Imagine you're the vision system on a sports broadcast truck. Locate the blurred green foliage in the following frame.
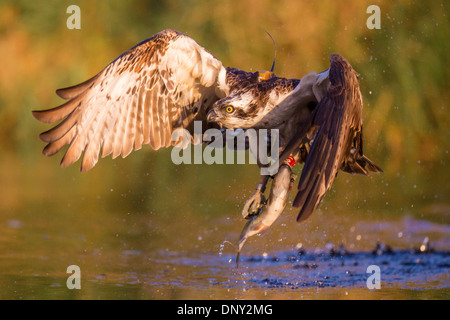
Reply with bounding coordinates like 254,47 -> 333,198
0,0 -> 448,221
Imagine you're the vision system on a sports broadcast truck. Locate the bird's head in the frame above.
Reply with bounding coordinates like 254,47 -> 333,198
207,92 -> 264,129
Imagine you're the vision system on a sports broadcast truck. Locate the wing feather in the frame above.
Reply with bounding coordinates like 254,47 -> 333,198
133,86 -> 145,151
55,74 -> 100,100
33,29 -> 228,171
120,93 -> 136,158
112,97 -> 127,159
293,54 -> 369,222
100,108 -> 116,158
42,125 -> 77,157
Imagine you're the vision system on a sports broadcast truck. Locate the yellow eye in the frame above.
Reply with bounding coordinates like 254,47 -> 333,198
225,106 -> 235,113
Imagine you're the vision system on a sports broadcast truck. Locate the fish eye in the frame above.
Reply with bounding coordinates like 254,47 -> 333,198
225,106 -> 235,113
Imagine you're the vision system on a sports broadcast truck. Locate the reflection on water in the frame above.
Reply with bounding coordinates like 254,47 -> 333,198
0,150 -> 449,299
1,243 -> 449,300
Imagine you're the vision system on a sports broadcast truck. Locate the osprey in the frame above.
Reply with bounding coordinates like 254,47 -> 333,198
33,29 -> 382,263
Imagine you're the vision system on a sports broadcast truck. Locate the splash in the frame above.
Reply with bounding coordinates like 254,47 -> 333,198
219,241 -> 235,257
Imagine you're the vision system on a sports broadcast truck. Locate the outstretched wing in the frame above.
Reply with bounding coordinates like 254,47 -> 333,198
293,54 -> 381,222
33,29 -> 230,172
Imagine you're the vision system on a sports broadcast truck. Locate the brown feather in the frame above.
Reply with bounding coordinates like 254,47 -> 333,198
39,107 -> 81,143
33,29 -> 229,170
293,54 -> 381,222
56,74 -> 100,100
42,125 -> 77,156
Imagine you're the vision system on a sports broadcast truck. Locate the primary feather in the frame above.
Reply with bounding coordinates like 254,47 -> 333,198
33,30 -> 382,222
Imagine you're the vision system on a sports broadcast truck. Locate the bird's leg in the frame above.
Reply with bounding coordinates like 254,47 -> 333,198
236,152 -> 301,267
241,145 -> 304,220
241,175 -> 270,219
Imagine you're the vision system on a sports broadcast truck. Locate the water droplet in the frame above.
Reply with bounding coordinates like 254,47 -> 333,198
219,241 -> 233,256
7,219 -> 22,229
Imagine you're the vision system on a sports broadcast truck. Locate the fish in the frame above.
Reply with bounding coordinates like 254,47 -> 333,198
236,164 -> 296,267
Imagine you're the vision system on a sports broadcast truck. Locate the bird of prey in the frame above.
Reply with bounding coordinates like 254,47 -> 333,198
32,29 -> 382,263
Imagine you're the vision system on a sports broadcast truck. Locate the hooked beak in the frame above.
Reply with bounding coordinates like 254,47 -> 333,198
207,109 -> 223,123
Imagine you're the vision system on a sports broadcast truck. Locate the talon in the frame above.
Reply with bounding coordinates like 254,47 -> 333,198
236,165 -> 293,267
261,194 -> 267,205
242,190 -> 265,219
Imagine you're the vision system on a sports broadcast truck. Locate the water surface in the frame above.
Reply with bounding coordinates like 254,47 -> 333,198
1,155 -> 448,300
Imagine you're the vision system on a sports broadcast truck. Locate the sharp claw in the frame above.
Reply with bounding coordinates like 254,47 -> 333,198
249,200 -> 260,214
241,191 -> 265,219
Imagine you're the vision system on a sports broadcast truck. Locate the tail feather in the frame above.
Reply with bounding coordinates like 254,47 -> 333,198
342,154 -> 383,175
361,155 -> 383,173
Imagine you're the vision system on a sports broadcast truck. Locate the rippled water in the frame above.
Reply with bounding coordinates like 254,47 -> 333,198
1,150 -> 449,299
1,208 -> 449,299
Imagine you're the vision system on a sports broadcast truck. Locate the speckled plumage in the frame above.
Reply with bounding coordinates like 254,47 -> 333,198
33,29 -> 382,223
